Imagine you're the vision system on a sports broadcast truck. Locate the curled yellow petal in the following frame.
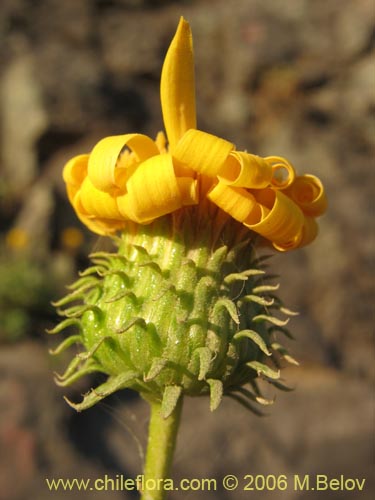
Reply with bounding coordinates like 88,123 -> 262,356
79,216 -> 125,236
88,134 -> 160,193
70,191 -> 125,236
85,217 -> 125,236
63,154 -> 89,186
208,181 -> 260,223
245,189 -> 304,249
161,17 -> 196,150
264,156 -> 295,190
273,216 -> 319,251
285,174 -> 327,216
78,177 -> 123,220
173,129 -> 233,177
63,154 -> 89,203
115,193 -> 136,221
299,216 -> 319,247
119,154 -> 184,223
219,152 -> 273,189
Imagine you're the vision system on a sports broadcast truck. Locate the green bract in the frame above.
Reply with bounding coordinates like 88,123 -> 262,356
50,213 -> 296,417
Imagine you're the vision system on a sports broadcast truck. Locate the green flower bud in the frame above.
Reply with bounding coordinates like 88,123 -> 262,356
49,213 -> 296,417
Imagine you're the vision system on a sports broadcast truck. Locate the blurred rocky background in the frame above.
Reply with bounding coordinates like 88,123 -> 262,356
0,0 -> 374,499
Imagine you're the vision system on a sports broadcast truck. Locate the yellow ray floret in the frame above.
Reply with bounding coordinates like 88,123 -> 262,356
173,129 -> 234,177
62,17 -> 326,251
284,174 -> 327,216
207,182 -> 260,224
117,154 -> 197,223
245,189 -> 305,251
219,152 -> 273,189
88,134 -> 160,192
161,17 -> 196,151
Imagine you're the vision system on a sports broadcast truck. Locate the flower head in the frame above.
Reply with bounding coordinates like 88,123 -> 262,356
63,17 -> 326,251
51,18 -> 327,416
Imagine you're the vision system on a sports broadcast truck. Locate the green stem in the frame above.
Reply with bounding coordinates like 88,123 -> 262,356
141,397 -> 183,500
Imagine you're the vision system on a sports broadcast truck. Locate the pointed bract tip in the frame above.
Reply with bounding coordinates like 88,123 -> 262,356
63,396 -> 82,412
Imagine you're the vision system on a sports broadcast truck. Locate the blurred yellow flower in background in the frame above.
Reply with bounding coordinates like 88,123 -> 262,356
5,227 -> 29,250
60,226 -> 84,250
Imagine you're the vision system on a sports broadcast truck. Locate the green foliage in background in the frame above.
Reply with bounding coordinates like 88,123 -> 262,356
0,253 -> 55,342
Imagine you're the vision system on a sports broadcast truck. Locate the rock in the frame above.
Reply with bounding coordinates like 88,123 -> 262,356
1,44 -> 47,191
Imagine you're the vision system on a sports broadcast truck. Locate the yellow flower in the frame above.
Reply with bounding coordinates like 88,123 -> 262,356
63,17 -> 326,251
60,226 -> 84,250
5,227 -> 29,250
